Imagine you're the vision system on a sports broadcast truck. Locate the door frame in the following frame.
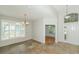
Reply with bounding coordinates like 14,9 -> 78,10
45,24 -> 57,44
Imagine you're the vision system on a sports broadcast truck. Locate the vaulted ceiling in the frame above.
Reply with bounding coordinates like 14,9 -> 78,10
53,5 -> 79,14
0,5 -> 57,20
0,5 -> 79,20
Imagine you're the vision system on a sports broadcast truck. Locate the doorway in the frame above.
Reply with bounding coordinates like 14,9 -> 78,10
45,25 -> 55,45
64,13 -> 79,44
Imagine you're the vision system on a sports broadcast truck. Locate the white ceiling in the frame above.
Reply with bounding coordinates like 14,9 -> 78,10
53,5 -> 79,14
0,5 -> 56,20
0,5 -> 79,20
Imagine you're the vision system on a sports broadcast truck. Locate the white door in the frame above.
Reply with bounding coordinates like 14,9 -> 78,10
64,23 -> 79,45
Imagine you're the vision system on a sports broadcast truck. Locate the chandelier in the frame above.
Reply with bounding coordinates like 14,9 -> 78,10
24,14 -> 29,25
64,0 -> 70,19
64,5 -> 70,19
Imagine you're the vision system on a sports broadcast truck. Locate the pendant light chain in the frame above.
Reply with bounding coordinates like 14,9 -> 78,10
66,0 -> 69,16
66,5 -> 68,16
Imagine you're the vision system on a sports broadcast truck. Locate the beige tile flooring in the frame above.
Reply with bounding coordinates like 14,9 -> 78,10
0,39 -> 79,54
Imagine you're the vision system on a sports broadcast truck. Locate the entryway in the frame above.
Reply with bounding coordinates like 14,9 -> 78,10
45,25 -> 55,45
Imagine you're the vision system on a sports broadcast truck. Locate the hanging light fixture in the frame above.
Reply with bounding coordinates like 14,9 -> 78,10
24,14 -> 29,25
64,5 -> 70,19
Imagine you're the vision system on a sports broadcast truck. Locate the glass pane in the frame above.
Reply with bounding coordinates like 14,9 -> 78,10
64,13 -> 78,23
1,22 -> 9,40
15,22 -> 25,37
4,25 -> 9,31
10,30 -> 15,38
10,24 -> 15,38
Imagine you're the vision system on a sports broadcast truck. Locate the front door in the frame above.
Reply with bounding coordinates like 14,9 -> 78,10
64,23 -> 79,44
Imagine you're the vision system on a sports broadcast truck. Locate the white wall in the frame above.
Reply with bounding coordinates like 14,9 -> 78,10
32,19 -> 45,43
0,16 -> 32,47
32,11 -> 58,43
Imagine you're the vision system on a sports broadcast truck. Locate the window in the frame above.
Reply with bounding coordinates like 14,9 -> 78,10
64,13 -> 78,23
15,22 -> 25,37
1,20 -> 25,40
1,22 -> 9,40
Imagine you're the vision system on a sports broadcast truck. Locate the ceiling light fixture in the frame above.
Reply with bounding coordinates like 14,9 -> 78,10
24,14 -> 29,25
66,5 -> 68,14
64,4 -> 70,19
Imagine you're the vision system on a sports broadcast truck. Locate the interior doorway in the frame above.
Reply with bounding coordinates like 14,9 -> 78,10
45,25 -> 55,45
